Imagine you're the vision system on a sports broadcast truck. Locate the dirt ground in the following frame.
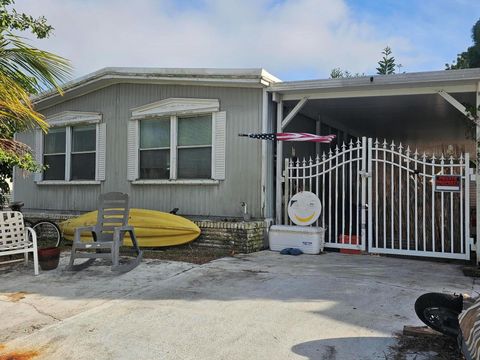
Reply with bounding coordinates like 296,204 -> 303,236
64,243 -> 233,264
2,243 -> 232,268
139,245 -> 232,264
388,332 -> 463,359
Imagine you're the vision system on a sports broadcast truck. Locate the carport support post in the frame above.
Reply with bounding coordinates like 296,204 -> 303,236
276,97 -> 283,224
274,95 -> 309,224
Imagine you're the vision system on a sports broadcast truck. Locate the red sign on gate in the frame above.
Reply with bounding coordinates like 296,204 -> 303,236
434,175 -> 461,192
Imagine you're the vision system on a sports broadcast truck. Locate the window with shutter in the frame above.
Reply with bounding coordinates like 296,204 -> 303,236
130,98 -> 226,184
35,111 -> 104,184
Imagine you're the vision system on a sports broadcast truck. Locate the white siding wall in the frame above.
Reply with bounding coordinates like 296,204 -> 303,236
15,83 -> 265,218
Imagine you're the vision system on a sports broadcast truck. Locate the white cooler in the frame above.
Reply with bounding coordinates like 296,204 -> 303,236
269,225 -> 325,254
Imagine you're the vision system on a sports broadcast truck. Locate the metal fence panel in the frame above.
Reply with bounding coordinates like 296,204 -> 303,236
284,137 -> 471,260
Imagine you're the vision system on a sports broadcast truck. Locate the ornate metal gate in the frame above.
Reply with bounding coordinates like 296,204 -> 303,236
283,137 -> 472,260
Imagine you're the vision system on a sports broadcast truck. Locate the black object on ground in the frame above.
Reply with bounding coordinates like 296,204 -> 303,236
414,292 -> 463,338
280,248 -> 303,256
462,266 -> 480,278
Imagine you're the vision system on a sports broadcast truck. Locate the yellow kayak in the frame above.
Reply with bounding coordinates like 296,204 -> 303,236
60,208 -> 201,247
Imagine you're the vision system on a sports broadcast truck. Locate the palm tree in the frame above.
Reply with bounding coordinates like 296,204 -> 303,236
0,31 -> 71,157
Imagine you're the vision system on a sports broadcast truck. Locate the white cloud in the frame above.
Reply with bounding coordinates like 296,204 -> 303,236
13,0 -> 413,80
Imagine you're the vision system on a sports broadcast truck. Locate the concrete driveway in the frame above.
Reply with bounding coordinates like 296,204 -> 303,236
0,251 -> 478,359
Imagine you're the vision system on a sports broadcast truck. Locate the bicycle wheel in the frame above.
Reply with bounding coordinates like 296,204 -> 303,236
32,220 -> 62,248
24,219 -> 34,228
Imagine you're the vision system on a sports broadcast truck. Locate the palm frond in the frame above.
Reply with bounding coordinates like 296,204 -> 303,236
0,31 -> 71,160
0,138 -> 31,156
0,32 -> 72,94
0,72 -> 48,131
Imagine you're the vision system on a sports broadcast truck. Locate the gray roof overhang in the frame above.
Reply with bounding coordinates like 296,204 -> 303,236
268,68 -> 480,101
34,67 -> 281,110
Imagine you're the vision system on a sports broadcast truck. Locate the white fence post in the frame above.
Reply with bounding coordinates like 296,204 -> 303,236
360,137 -> 367,251
284,158 -> 289,225
367,138 -> 373,252
464,152 -> 472,261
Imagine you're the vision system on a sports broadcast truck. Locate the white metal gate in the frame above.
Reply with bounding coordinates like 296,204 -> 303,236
283,137 -> 472,260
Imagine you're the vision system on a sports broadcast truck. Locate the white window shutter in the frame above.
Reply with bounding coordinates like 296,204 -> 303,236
33,129 -> 43,182
212,111 -> 226,180
95,122 -> 107,181
127,121 -> 139,181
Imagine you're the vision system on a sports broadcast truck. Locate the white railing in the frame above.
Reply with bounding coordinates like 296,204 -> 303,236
369,139 -> 470,260
284,137 -> 472,260
284,138 -> 367,250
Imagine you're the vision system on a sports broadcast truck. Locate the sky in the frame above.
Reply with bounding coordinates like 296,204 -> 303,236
12,0 -> 480,81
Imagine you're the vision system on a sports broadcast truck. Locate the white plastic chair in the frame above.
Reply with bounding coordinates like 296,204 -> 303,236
0,211 -> 38,275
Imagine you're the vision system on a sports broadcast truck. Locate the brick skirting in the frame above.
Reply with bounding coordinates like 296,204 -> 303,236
24,213 -> 269,254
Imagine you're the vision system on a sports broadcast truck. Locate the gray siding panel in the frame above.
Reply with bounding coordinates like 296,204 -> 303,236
15,83 -> 264,218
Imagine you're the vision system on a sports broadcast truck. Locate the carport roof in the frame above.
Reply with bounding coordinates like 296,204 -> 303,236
269,68 -> 480,101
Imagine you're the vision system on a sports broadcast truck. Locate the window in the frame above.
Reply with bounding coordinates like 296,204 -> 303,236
128,98 -> 226,182
43,128 -> 66,180
177,115 -> 212,179
71,125 -> 96,180
139,118 -> 170,179
138,114 -> 212,180
42,125 -> 97,181
34,111 -> 105,184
